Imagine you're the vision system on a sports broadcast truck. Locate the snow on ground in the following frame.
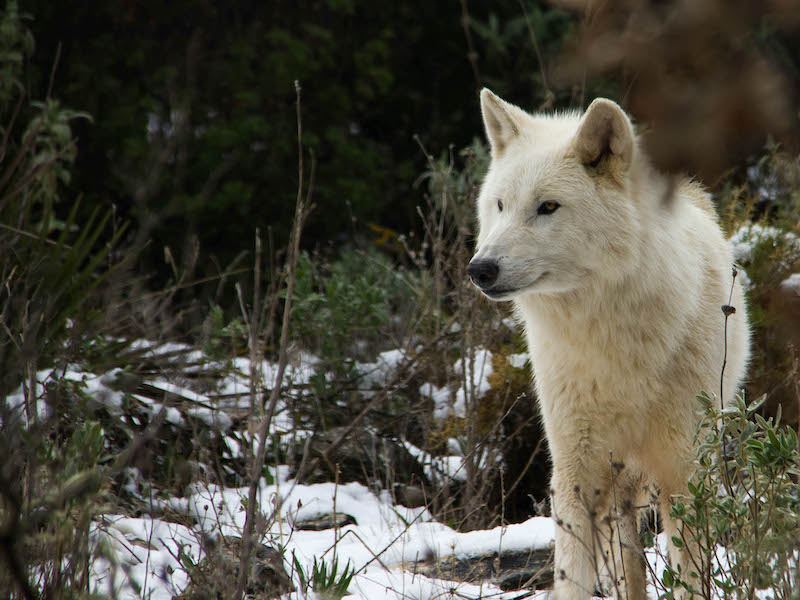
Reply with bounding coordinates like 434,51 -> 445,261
357,348 -> 409,392
507,354 -> 529,369
780,272 -> 800,295
453,348 -> 493,419
404,440 -> 468,483
6,345 -> 679,600
91,472 -> 561,600
730,222 -> 800,265
423,347 -> 496,421
346,571 -> 551,600
82,473 -> 561,599
89,515 -> 199,600
83,472 -> 677,600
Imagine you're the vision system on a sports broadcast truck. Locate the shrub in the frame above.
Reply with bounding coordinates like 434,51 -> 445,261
661,391 -> 800,599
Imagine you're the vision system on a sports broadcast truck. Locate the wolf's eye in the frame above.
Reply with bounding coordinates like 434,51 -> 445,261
497,200 -> 504,212
537,200 -> 560,215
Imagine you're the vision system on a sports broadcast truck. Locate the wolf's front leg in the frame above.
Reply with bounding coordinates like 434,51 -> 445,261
597,480 -> 646,600
551,467 -> 607,600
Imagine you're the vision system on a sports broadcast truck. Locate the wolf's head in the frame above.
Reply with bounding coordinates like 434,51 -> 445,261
468,89 -> 643,301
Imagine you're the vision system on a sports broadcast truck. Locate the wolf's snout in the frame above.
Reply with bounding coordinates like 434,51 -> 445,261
467,259 -> 499,289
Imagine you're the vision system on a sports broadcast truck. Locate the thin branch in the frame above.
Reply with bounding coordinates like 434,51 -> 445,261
235,80 -> 312,599
46,42 -> 62,100
517,0 -> 554,110
720,267 -> 739,409
119,267 -> 250,304
459,0 -> 482,92
0,222 -> 72,248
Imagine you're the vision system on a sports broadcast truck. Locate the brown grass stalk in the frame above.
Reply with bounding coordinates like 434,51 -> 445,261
235,80 -> 313,599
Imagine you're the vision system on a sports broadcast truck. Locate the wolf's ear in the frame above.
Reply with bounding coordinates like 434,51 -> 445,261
480,88 -> 527,157
574,98 -> 634,173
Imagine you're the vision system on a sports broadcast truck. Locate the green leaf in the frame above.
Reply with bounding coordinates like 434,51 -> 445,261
767,428 -> 780,448
745,439 -> 765,452
293,553 -> 307,590
746,393 -> 768,413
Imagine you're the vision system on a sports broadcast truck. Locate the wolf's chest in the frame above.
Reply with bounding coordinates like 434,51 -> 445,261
525,319 -> 668,416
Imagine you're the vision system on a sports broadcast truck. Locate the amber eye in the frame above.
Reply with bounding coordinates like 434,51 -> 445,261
537,200 -> 560,215
497,200 -> 504,212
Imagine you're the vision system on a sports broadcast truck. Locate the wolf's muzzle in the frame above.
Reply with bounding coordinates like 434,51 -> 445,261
467,258 -> 499,289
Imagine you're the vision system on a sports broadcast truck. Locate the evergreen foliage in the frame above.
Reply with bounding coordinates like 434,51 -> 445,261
21,1 -> 582,282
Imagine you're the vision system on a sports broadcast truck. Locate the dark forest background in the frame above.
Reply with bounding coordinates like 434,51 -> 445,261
6,0 -> 800,431
23,2 -> 581,278
23,0 -> 798,299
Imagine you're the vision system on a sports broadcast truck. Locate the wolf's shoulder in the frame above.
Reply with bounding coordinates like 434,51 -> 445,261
678,177 -> 717,221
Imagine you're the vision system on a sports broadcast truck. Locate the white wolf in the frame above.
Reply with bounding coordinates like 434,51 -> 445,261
468,90 -> 750,600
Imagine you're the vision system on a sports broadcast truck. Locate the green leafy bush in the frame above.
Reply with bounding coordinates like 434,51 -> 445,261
289,248 -> 413,366
661,392 -> 800,599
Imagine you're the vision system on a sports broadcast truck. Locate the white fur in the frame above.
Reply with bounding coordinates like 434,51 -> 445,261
471,90 -> 750,600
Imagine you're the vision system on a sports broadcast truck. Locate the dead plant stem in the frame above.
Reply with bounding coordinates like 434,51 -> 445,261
459,0 -> 482,93
517,0 -> 554,110
719,268 -> 739,502
235,80 -> 311,599
720,267 -> 738,408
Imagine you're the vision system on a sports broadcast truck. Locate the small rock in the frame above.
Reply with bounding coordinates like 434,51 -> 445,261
295,512 -> 357,531
394,483 -> 427,508
413,547 -> 553,592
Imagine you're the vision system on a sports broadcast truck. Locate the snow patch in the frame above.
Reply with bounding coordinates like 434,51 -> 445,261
508,353 -> 529,369
24,347 -> 708,600
780,273 -> 800,295
420,382 -> 452,420
357,348 -> 408,391
404,441 -> 467,483
730,223 -> 800,264
90,514 -> 200,600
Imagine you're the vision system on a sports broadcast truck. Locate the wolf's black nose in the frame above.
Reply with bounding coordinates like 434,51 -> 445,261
467,259 -> 499,289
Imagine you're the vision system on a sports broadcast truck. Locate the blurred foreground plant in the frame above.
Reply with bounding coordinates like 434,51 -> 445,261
0,3 -> 133,597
